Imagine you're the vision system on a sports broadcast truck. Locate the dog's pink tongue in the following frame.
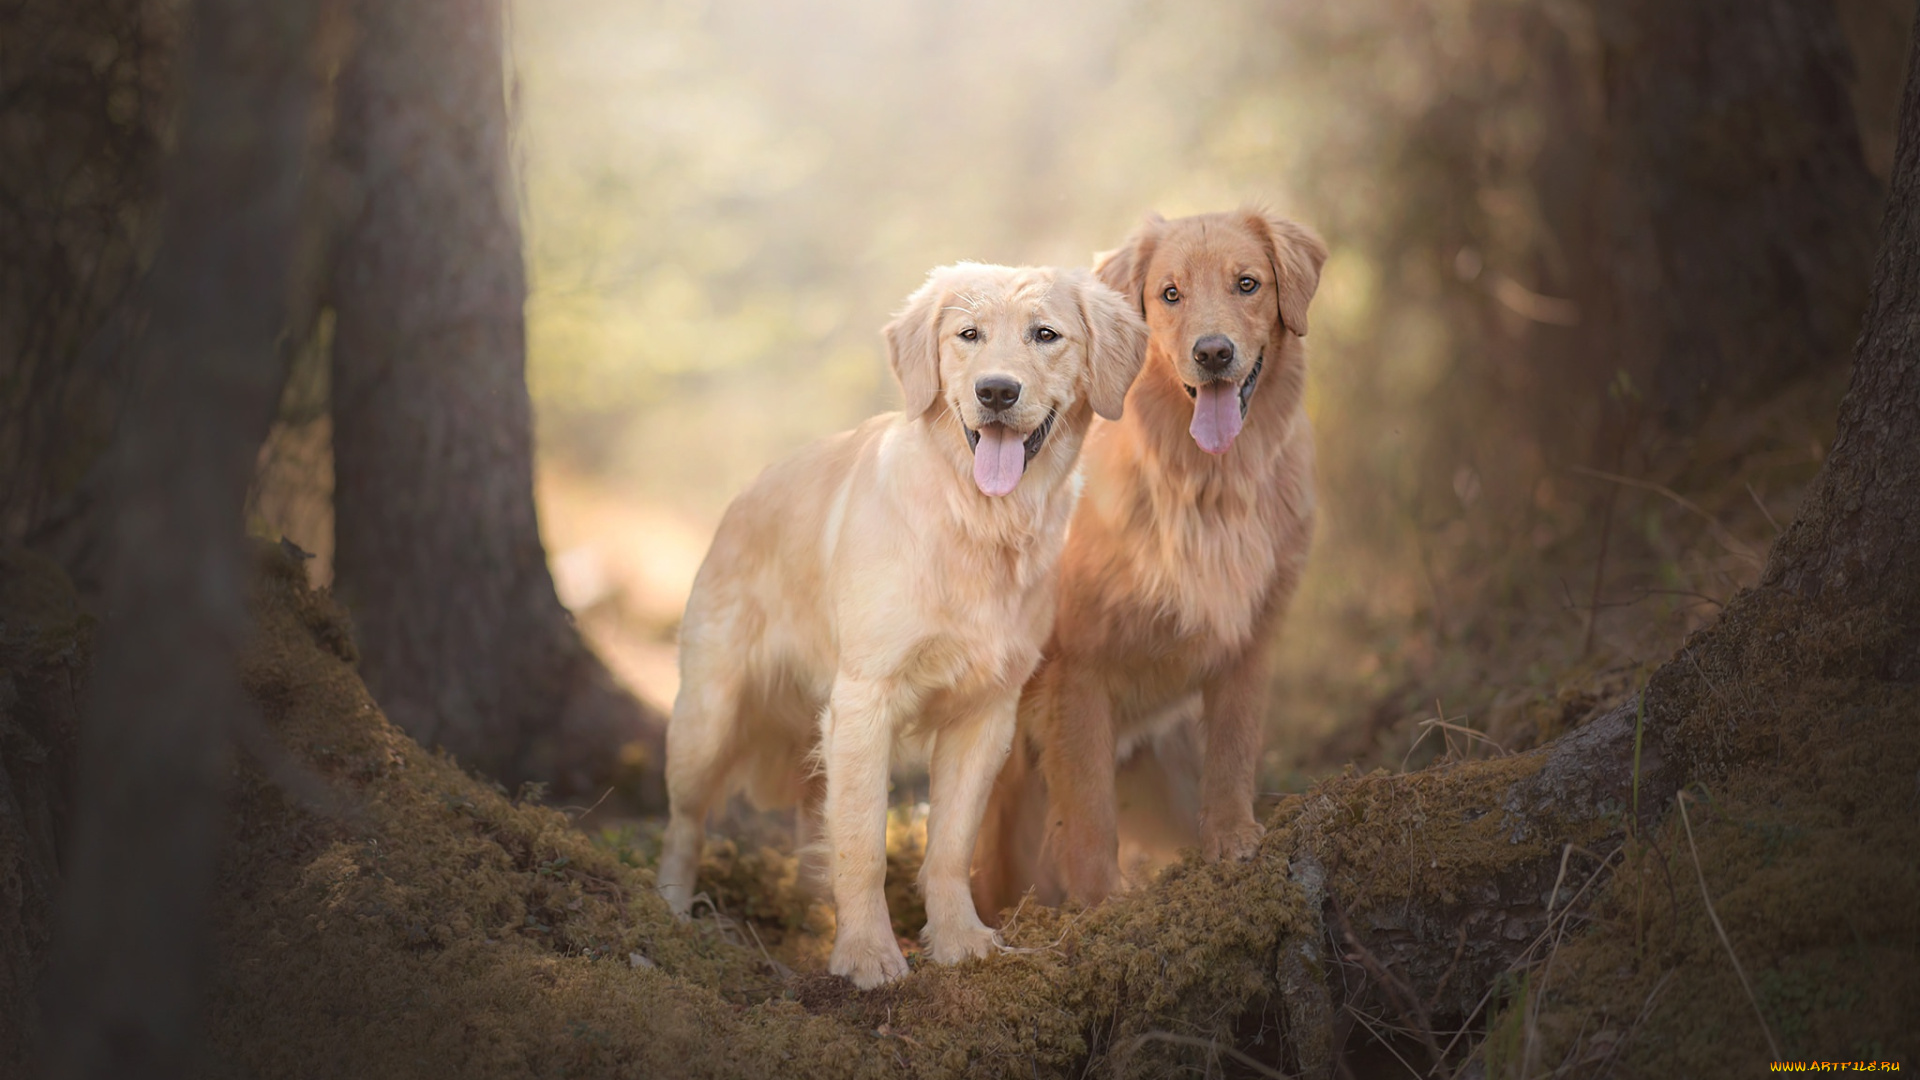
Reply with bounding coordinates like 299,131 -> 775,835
1190,382 -> 1243,455
972,424 -> 1027,496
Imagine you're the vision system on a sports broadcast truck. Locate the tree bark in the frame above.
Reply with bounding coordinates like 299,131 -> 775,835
0,0 -> 173,596
327,0 -> 663,802
0,551 -> 89,1073
1316,0 -> 1885,578
36,1 -> 323,1076
1758,22 -> 1920,634
1588,0 -> 1882,430
0,5 -> 160,1057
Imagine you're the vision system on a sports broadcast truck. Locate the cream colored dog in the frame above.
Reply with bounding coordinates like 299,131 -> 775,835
657,263 -> 1147,988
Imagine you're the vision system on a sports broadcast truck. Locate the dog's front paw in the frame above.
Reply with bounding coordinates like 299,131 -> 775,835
923,917 -> 1000,967
1202,816 -> 1266,862
656,881 -> 694,920
829,930 -> 910,989
1046,822 -> 1121,906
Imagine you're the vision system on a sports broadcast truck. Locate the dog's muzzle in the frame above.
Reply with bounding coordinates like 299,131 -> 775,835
964,407 -> 1057,466
1181,350 -> 1265,421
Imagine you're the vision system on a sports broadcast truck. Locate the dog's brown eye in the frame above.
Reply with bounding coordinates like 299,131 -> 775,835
959,327 -> 979,341
1238,276 -> 1259,294
1034,326 -> 1058,343
1162,285 -> 1180,304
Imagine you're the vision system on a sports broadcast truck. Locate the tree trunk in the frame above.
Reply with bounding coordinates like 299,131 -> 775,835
1589,0 -> 1883,430
1305,18 -> 1920,1068
0,4 -> 161,1059
0,0 -> 173,596
1315,0 -> 1886,594
1758,49 -> 1920,632
36,1 -> 324,1075
0,551 -> 89,1073
327,0 -> 662,802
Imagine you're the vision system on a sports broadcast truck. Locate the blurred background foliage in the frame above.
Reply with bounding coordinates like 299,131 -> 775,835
3,4 -> 1913,1067
517,0 -> 1346,506
7,0 -> 1906,797
513,0 -> 1911,787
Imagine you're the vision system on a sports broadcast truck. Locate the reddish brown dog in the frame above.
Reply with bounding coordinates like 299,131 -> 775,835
975,208 -> 1327,912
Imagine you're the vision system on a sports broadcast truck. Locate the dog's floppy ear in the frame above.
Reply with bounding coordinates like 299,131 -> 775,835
1074,272 -> 1150,422
1092,213 -> 1164,317
883,269 -> 947,416
1245,208 -> 1328,337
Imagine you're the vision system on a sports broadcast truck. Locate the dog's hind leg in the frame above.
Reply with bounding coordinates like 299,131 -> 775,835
971,673 -> 1054,921
921,695 -> 1017,965
1038,665 -> 1122,905
657,668 -> 744,918
970,730 -> 1034,924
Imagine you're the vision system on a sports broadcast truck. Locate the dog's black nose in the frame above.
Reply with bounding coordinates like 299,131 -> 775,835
975,375 -> 1022,411
1193,335 -> 1235,375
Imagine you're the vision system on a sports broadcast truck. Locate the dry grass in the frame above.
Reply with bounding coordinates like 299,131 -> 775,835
190,546 -> 1361,1078
1677,787 -> 1781,1062
1276,367 -> 1847,792
1479,589 -> 1920,1078
188,541 -> 1630,1077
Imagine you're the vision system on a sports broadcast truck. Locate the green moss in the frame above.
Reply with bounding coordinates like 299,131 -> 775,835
204,547 -> 1325,1078
1485,592 -> 1920,1078
198,546 -> 1916,1077
205,546 -> 892,1079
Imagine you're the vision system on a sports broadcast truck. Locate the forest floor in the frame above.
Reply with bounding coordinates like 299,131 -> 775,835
13,368 -> 1901,1077
180,526 -> 1914,1078
539,364 -> 1851,954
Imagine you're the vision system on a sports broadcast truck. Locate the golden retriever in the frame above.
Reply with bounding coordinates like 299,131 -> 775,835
974,209 -> 1327,913
657,263 -> 1147,987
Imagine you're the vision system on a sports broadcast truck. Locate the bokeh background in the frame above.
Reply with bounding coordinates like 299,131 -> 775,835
7,3 -> 1918,1070
253,0 -> 1911,791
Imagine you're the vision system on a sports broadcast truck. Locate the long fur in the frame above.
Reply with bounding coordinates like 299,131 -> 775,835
973,208 -> 1328,914
657,263 -> 1146,988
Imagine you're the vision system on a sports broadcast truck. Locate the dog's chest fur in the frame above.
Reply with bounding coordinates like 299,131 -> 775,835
1135,467 -> 1280,649
828,426 -> 1078,721
901,506 -> 1070,713
1070,405 -> 1314,726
